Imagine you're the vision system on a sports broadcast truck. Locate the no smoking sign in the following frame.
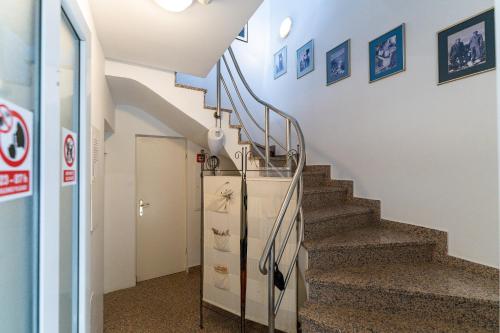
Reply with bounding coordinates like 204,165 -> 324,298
0,98 -> 33,202
62,127 -> 78,186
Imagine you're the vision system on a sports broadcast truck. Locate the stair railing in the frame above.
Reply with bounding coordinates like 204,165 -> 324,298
218,46 -> 306,332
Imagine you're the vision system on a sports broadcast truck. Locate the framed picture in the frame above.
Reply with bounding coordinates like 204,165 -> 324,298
274,46 -> 287,79
369,24 -> 406,83
326,39 -> 351,85
236,24 -> 248,43
438,8 -> 495,85
297,40 -> 314,79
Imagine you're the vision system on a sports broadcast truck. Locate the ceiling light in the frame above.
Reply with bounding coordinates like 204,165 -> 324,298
154,0 -> 193,12
280,17 -> 292,39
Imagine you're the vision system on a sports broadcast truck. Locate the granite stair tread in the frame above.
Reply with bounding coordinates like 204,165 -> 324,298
303,204 -> 373,224
303,185 -> 347,194
302,170 -> 326,176
303,225 -> 435,251
299,301 -> 495,333
306,262 -> 499,304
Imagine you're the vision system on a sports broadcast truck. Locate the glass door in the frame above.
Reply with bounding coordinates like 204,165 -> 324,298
0,1 -> 40,332
59,11 -> 80,333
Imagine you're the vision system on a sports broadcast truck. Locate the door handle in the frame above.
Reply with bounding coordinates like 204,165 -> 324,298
139,199 -> 151,217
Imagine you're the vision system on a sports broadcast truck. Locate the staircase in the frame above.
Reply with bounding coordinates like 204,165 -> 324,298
116,47 -> 499,332
298,165 -> 499,333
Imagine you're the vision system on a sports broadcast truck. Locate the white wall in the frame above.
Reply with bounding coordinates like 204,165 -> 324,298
103,105 -> 205,292
258,0 -> 498,267
496,0 -> 500,270
74,1 -> 116,332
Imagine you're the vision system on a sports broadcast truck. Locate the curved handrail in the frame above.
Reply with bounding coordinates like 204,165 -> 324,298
221,55 -> 288,153
220,76 -> 285,177
226,47 -> 306,275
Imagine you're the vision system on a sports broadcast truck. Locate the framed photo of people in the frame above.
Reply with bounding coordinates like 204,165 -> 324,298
274,46 -> 287,79
438,9 -> 495,85
369,24 -> 406,83
326,39 -> 351,85
297,39 -> 314,79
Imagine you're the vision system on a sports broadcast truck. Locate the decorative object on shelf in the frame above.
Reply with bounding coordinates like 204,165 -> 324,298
369,24 -> 406,83
326,39 -> 351,85
280,17 -> 292,39
213,265 -> 229,290
212,228 -> 231,252
274,46 -> 287,79
297,39 -> 314,79
236,23 -> 248,43
438,8 -> 495,85
207,127 -> 225,156
206,155 -> 220,176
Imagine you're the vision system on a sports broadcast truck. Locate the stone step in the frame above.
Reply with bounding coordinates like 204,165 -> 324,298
302,171 -> 328,187
303,204 -> 375,239
303,186 -> 349,210
299,301 -> 496,333
303,165 -> 330,176
303,225 -> 436,269
306,262 -> 499,330
256,155 -> 289,168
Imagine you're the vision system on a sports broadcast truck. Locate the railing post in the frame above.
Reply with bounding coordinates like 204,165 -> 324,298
285,118 -> 291,168
216,59 -> 221,125
265,106 -> 270,167
267,243 -> 275,332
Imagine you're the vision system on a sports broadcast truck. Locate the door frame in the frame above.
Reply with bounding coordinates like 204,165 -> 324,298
39,1 -> 91,332
134,134 -> 188,281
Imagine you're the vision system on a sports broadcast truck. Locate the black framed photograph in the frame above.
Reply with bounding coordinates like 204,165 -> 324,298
274,46 -> 287,79
236,23 -> 248,43
297,39 -> 314,79
438,9 -> 495,85
326,39 -> 351,85
369,24 -> 406,83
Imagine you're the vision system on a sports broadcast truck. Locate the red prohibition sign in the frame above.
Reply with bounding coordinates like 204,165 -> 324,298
0,104 -> 14,134
0,110 -> 30,167
64,134 -> 76,167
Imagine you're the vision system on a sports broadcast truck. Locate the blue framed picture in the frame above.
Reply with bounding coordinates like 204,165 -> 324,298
326,39 -> 351,85
236,23 -> 248,43
297,40 -> 314,79
438,9 -> 495,85
274,46 -> 287,79
369,24 -> 406,83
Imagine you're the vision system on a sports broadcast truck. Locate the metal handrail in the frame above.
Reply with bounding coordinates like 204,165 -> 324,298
220,77 -> 285,177
226,47 -> 306,272
221,55 -> 288,153
223,46 -> 306,332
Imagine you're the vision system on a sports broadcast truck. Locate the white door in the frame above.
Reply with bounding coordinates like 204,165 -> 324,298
136,136 -> 187,282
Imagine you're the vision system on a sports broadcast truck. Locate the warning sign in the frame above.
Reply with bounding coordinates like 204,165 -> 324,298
62,127 -> 78,186
0,98 -> 33,202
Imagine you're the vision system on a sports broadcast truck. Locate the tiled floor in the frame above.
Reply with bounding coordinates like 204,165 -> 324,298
104,267 -> 266,332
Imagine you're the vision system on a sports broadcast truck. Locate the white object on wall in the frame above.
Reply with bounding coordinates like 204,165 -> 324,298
279,17 -> 292,39
207,127 -> 225,156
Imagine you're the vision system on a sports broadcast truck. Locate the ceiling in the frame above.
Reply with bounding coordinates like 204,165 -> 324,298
90,0 -> 263,76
